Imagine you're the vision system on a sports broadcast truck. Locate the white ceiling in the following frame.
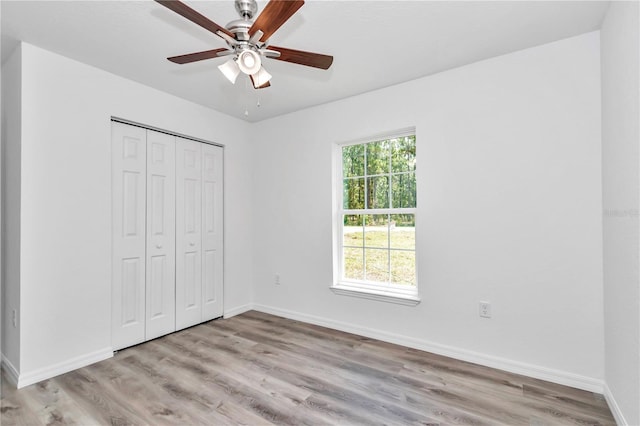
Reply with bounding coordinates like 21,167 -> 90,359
1,1 -> 609,122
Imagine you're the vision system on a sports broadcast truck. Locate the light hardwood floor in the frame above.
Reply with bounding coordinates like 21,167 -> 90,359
1,311 -> 615,425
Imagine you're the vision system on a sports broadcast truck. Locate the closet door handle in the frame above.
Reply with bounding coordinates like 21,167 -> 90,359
155,243 -> 162,249
189,241 -> 196,247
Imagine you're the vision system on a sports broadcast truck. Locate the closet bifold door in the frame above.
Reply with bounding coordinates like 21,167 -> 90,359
145,130 -> 176,340
176,138 -> 203,330
202,143 -> 224,321
112,122 -> 147,350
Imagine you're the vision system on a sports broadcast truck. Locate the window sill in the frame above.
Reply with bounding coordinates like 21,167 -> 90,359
330,283 -> 421,306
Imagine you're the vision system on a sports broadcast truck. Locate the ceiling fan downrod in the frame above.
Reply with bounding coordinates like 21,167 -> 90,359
226,0 -> 259,43
235,0 -> 258,20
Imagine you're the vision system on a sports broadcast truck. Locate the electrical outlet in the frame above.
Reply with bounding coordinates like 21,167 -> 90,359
479,301 -> 491,318
275,274 -> 281,285
12,309 -> 17,327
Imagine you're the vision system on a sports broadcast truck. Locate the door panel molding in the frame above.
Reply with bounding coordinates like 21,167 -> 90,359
112,122 -> 147,350
145,130 -> 176,341
176,138 -> 203,330
202,143 -> 224,320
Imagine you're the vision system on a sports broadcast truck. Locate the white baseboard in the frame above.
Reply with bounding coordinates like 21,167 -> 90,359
604,383 -> 628,425
1,353 -> 20,387
252,303 -> 605,394
224,303 -> 253,319
15,347 -> 113,388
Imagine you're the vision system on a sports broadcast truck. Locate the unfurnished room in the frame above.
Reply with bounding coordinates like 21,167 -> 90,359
0,0 -> 639,425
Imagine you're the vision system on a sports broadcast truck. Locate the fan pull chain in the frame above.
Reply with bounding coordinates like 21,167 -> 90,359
244,76 -> 249,117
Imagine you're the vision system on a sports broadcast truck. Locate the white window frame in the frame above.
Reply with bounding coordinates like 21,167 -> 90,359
331,128 -> 420,306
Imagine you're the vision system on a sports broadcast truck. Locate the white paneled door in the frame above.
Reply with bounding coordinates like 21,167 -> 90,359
202,143 -> 224,321
176,138 -> 203,330
145,130 -> 176,340
112,122 -> 147,350
113,122 -> 224,348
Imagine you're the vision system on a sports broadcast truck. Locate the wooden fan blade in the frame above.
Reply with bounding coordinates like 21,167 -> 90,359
250,75 -> 272,89
268,45 -> 333,70
249,0 -> 304,42
155,0 -> 234,39
168,48 -> 230,64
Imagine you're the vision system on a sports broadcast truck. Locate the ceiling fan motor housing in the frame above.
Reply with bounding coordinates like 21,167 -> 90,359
226,19 -> 252,41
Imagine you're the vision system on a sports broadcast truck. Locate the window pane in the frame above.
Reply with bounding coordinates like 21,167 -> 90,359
365,248 -> 389,283
364,214 -> 389,249
338,134 -> 416,289
392,136 -> 416,173
343,248 -> 364,281
342,144 -> 365,177
390,214 -> 415,249
366,176 -> 389,209
366,140 -> 390,175
392,172 -> 416,208
343,178 -> 365,209
391,251 -> 415,285
343,214 -> 364,247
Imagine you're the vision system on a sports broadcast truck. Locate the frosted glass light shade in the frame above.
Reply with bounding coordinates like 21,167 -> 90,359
218,59 -> 240,84
237,50 -> 261,75
251,66 -> 272,88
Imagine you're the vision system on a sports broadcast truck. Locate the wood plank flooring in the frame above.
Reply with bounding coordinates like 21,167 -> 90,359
1,311 -> 615,425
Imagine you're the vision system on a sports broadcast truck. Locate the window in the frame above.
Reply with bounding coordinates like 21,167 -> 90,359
333,130 -> 419,305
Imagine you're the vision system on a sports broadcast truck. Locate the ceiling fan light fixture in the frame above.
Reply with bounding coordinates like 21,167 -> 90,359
158,0 -> 334,93
251,66 -> 272,88
218,59 -> 241,84
237,49 -> 261,75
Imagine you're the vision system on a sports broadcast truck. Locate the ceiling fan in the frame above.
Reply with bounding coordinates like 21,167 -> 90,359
156,0 -> 333,89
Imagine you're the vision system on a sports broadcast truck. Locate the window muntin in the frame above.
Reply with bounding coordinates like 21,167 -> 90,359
338,134 -> 416,291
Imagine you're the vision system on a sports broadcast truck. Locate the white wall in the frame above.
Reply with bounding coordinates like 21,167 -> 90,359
12,42 -> 253,385
601,2 -> 640,425
251,32 -> 604,390
1,44 -> 22,378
